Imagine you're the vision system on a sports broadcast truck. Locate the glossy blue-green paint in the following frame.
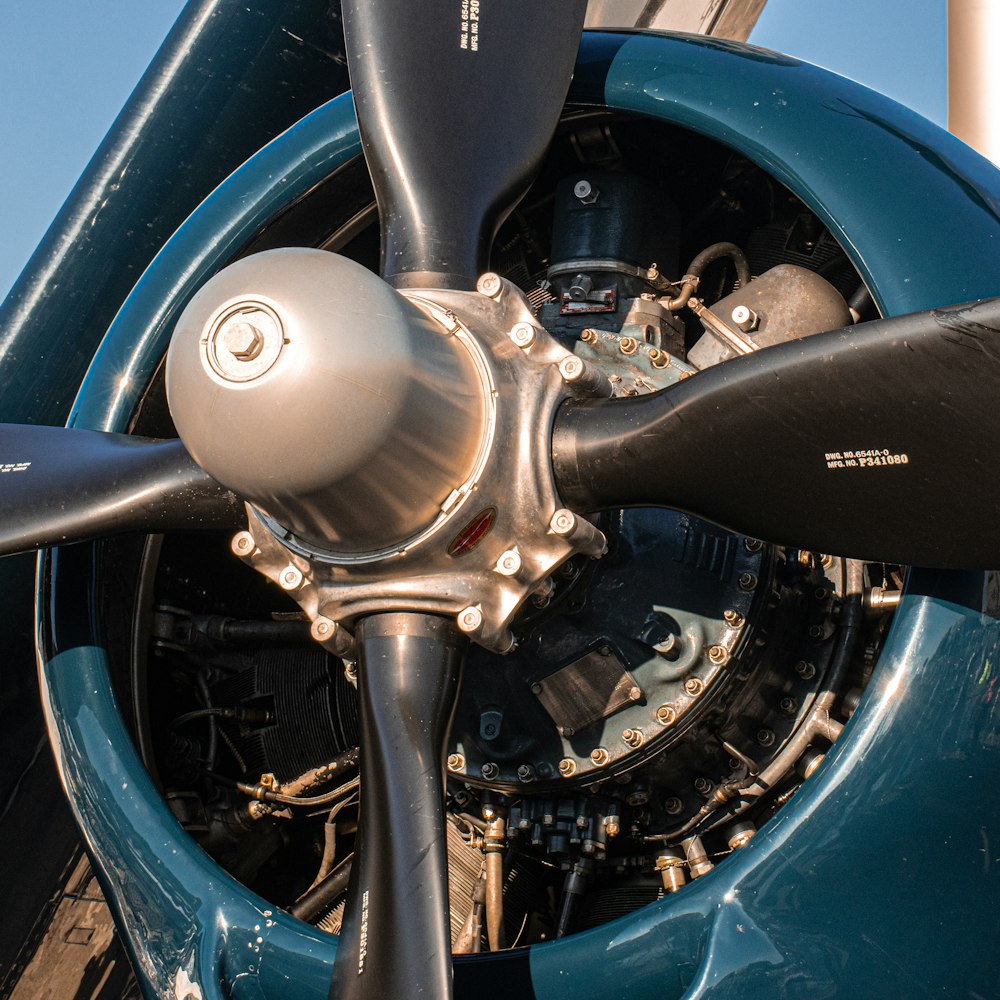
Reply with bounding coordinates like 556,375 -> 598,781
38,30 -> 1000,999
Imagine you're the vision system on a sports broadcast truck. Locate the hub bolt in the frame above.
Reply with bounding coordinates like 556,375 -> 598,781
457,606 -> 483,633
477,272 -> 502,298
509,322 -> 536,348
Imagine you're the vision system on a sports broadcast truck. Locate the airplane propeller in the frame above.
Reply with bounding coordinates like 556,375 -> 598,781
0,3 -> 998,999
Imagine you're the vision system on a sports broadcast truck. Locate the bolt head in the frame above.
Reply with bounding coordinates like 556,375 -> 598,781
495,548 -> 522,576
795,660 -> 816,679
738,572 -> 758,591
780,696 -> 797,715
231,531 -> 255,556
279,565 -> 303,590
618,336 -> 638,355
744,537 -> 763,553
628,685 -> 642,701
574,179 -> 593,200
457,606 -> 483,633
756,728 -> 776,747
549,509 -> 576,536
477,272 -> 502,297
509,322 -> 536,348
310,617 -> 337,642
205,302 -> 283,383
664,796 -> 683,815
694,777 -> 713,795
723,609 -> 744,627
622,728 -> 644,749
558,355 -> 584,381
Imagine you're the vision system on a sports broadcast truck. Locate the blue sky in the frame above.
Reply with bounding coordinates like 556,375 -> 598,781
0,1 -> 947,303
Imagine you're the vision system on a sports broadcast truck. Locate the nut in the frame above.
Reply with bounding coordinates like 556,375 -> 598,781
481,762 -> 500,780
656,705 -> 676,726
590,747 -> 610,767
795,660 -> 816,679
619,336 -> 638,355
559,758 -> 577,777
648,348 -> 670,369
780,696 -> 797,715
621,728 -> 644,749
684,677 -> 704,697
447,753 -> 465,771
756,728 -> 776,747
744,537 -> 763,553
708,645 -> 729,666
580,328 -> 597,343
738,572 -> 758,592
664,796 -> 683,815
495,548 -> 522,577
723,609 -> 744,628
694,776 -> 713,795
517,764 -> 534,782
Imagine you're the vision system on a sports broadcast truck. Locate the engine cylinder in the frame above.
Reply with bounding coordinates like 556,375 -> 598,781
166,248 -> 490,555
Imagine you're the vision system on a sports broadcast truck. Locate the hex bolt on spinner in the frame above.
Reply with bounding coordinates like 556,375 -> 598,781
205,301 -> 284,384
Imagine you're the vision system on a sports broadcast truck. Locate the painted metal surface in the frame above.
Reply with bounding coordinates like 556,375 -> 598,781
36,29 -> 1000,999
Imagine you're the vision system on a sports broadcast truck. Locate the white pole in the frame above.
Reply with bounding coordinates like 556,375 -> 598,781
949,0 -> 1000,165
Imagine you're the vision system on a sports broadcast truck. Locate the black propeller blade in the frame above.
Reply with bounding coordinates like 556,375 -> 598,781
553,298 -> 1000,569
342,0 -> 588,289
332,615 -> 464,1000
0,425 -> 241,555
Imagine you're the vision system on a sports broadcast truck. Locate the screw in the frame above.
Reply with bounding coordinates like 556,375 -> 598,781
694,776 -> 713,795
481,762 -> 499,780
509,322 -> 536,348
656,705 -> 676,726
231,531 -> 254,556
580,328 -> 597,343
517,764 -> 535,782
684,677 -> 704,696
574,179 -> 598,203
279,565 -> 303,590
559,758 -> 577,777
795,660 -> 816,679
590,747 -> 610,767
477,272 -> 502,297
744,537 -> 763,553
708,645 -> 729,666
447,753 -> 465,771
780,696 -> 797,715
648,348 -> 670,369
664,796 -> 683,815
628,685 -> 642,701
756,728 -> 776,747
457,606 -> 483,633
723,609 -> 744,627
622,728 -> 644,749
619,336 -> 638,355
738,572 -> 758,592
549,509 -> 577,536
495,548 -> 522,576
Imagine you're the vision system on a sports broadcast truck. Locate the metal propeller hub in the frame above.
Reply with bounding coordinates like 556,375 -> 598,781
165,249 -> 609,652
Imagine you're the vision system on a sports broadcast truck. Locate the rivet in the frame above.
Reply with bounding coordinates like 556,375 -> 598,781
559,758 -> 577,777
447,753 -> 465,771
656,705 -> 676,726
590,747 -> 610,767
